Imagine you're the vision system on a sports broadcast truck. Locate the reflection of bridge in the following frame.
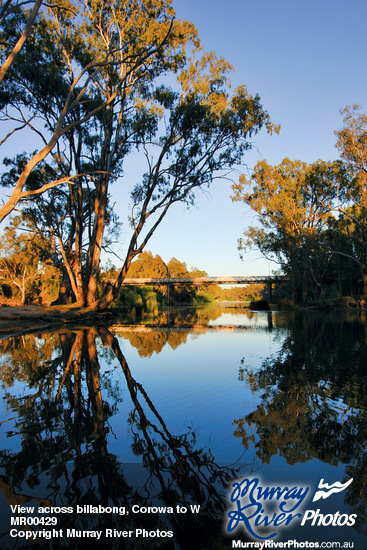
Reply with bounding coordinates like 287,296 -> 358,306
120,276 -> 279,285
116,275 -> 285,302
111,322 -> 273,334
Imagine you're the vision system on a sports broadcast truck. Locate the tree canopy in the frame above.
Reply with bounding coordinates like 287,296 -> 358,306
232,158 -> 347,302
331,105 -> 367,293
232,106 -> 367,303
0,0 -> 276,309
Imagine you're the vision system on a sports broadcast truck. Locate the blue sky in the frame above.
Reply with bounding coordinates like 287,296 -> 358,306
110,0 -> 367,276
1,1 -> 366,277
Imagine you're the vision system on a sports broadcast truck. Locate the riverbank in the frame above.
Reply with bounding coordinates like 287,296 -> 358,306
0,305 -> 115,337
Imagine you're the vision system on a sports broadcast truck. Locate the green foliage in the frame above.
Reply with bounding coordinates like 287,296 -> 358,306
217,283 -> 265,302
116,286 -> 162,315
335,105 -> 367,185
111,252 -> 218,309
0,217 -> 40,304
145,290 -> 159,314
40,262 -> 61,303
228,107 -> 367,305
127,251 -> 167,279
233,158 -> 350,303
165,257 -> 190,302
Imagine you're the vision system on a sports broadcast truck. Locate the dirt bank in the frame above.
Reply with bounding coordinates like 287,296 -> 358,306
0,305 -> 115,337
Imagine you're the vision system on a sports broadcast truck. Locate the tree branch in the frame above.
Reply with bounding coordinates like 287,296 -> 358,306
0,0 -> 43,83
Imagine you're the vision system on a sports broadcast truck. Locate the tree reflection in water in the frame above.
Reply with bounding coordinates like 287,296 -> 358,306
0,327 -> 241,549
2,311 -> 366,547
233,312 -> 367,535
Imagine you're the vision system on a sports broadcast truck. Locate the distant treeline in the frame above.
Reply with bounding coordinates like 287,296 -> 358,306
0,246 -> 264,307
106,252 -> 265,312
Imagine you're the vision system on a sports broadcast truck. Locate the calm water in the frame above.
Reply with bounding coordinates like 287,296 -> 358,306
0,307 -> 366,549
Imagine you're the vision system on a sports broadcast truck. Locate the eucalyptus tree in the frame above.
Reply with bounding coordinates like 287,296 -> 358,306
0,215 -> 49,304
336,105 -> 367,182
0,0 -> 192,223
97,62 -> 277,309
1,0 -> 198,303
1,0 -> 276,309
232,158 -> 348,303
332,105 -> 367,293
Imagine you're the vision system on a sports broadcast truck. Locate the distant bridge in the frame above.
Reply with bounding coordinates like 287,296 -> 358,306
107,275 -> 286,302
120,275 -> 282,286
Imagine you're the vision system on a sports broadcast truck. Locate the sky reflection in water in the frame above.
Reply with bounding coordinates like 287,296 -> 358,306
0,308 -> 366,548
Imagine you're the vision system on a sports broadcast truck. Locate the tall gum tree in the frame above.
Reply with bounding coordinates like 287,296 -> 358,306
0,0 -> 44,83
232,158 -> 347,303
97,55 -> 278,309
1,0 -> 277,310
1,0 -> 198,305
78,0 -> 199,306
0,0 -> 191,223
333,105 -> 367,294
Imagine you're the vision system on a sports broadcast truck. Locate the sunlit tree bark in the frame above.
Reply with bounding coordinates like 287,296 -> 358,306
0,0 -> 43,83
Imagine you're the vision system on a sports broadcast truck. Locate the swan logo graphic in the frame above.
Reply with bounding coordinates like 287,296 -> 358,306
312,478 -> 354,502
